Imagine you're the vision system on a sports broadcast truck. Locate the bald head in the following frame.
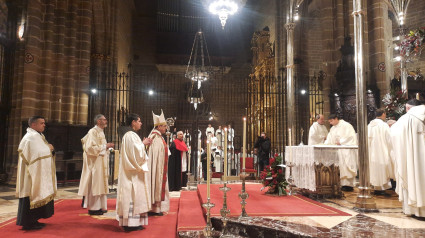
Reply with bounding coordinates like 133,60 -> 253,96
316,114 -> 325,125
406,99 -> 422,112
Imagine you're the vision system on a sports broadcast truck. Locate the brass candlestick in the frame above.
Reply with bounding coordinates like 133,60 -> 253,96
203,198 -> 215,238
287,162 -> 296,196
238,170 -> 250,220
219,182 -> 231,237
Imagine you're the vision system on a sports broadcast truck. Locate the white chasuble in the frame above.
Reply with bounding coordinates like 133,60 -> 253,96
308,122 -> 328,145
147,129 -> 170,213
391,105 -> 425,217
78,126 -> 109,198
325,119 -> 358,186
116,131 -> 151,223
368,119 -> 394,190
16,128 -> 57,209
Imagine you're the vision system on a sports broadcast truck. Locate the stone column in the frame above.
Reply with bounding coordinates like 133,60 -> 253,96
286,21 -> 296,144
286,0 -> 303,145
353,0 -> 376,211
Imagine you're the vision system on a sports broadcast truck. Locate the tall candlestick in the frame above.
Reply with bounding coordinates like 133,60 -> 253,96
187,149 -> 191,173
288,128 -> 292,163
243,117 -> 247,170
416,93 -> 420,100
207,136 -> 211,198
224,128 -> 228,181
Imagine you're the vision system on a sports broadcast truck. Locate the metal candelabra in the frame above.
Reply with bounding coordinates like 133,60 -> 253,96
202,198 -> 215,237
238,169 -> 250,220
287,162 -> 296,196
219,182 -> 231,237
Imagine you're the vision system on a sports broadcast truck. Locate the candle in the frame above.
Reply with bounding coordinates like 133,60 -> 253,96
416,93 -> 420,100
288,128 -> 292,163
187,148 -> 191,173
243,117 -> 247,170
224,128 -> 228,181
207,136 -> 211,198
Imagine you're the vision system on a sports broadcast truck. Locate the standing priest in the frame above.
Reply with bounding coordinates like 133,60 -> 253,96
308,114 -> 328,145
325,114 -> 358,191
147,110 -> 170,216
116,113 -> 152,231
16,116 -> 56,230
78,114 -> 114,215
391,104 -> 425,217
368,109 -> 394,195
168,131 -> 189,191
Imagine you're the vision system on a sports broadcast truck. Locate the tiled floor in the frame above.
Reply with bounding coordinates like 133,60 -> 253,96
1,184 -> 425,237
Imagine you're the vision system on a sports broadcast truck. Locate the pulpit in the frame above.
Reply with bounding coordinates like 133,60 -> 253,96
285,145 -> 358,198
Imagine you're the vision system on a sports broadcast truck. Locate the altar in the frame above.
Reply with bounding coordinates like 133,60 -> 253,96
285,145 -> 358,198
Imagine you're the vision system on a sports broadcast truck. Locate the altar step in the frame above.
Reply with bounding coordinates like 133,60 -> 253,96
177,191 -> 206,232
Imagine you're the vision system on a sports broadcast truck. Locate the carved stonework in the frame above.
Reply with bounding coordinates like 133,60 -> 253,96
331,37 -> 379,129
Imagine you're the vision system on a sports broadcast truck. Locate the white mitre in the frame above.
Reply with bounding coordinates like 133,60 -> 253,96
152,109 -> 167,127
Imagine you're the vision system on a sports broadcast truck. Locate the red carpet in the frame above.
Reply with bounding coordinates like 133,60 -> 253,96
0,198 -> 178,238
177,191 -> 206,231
197,183 -> 351,217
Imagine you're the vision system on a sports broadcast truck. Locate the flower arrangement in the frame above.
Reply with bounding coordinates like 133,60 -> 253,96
382,89 -> 407,120
399,27 -> 425,58
260,154 -> 288,196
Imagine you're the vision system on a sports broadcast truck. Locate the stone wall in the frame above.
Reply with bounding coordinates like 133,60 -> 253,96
5,0 -> 134,182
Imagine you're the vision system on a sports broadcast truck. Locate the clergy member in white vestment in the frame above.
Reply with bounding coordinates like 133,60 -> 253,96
227,124 -> 235,149
78,114 -> 114,215
206,123 -> 215,137
16,116 -> 56,230
147,110 -> 170,216
116,113 -> 152,231
391,104 -> 425,217
405,98 -> 422,112
325,114 -> 358,191
368,109 -> 394,193
215,126 -> 223,148
308,114 -> 328,145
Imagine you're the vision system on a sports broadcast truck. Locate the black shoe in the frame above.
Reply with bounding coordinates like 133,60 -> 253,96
148,211 -> 164,216
123,226 -> 144,232
22,223 -> 43,230
101,210 -> 108,214
88,210 -> 104,215
374,190 -> 391,197
341,186 -> 354,192
35,221 -> 46,227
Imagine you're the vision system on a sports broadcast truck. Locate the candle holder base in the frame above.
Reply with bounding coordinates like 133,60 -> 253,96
219,182 -> 231,238
202,200 -> 215,238
286,162 -> 297,196
238,171 -> 251,221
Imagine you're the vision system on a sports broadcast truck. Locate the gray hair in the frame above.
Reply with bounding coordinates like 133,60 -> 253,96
315,114 -> 321,120
28,116 -> 45,126
94,114 -> 105,125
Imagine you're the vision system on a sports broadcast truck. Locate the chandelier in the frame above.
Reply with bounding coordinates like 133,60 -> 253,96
187,81 -> 205,110
185,30 -> 212,84
202,0 -> 246,29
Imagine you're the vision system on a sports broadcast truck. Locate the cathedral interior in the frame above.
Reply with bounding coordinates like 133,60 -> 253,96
0,0 -> 425,237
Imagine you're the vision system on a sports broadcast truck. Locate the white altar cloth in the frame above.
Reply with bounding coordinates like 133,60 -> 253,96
285,145 -> 358,191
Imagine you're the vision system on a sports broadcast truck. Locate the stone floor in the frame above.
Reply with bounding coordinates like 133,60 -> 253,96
1,183 -> 425,237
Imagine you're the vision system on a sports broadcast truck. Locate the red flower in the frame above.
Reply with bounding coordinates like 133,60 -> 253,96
274,153 -> 278,157
270,158 -> 275,164
278,169 -> 283,174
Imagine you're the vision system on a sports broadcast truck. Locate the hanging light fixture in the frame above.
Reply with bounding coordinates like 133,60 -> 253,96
185,30 -> 212,86
202,0 -> 246,29
187,81 -> 205,110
